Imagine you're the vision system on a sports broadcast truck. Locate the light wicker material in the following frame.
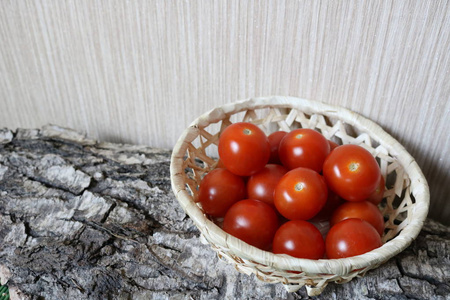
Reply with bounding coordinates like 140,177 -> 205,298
170,96 -> 429,296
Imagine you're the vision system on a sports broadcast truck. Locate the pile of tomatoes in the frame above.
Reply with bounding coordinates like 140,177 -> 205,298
198,122 -> 385,259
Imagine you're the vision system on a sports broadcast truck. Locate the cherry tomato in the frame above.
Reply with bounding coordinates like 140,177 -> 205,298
328,140 -> 339,151
367,175 -> 385,205
268,131 -> 287,164
247,164 -> 288,207
215,159 -> 226,169
198,168 -> 246,217
218,122 -> 270,176
278,128 -> 330,172
274,167 -> 328,220
273,220 -> 325,259
310,189 -> 343,222
323,144 -> 381,202
330,201 -> 385,236
326,218 -> 382,259
223,199 -> 279,250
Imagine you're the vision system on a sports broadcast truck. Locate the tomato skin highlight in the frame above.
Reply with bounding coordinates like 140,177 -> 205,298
326,218 -> 382,259
273,220 -> 325,259
268,131 -> 287,164
223,199 -> 279,250
274,167 -> 328,220
278,128 -> 330,172
198,168 -> 246,217
218,122 -> 270,176
247,164 -> 288,207
323,144 -> 381,202
330,201 -> 385,236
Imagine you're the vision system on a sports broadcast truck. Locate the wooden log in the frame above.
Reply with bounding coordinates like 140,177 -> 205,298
0,125 -> 448,300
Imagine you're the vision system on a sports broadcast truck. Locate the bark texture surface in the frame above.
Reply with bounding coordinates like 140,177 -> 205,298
0,125 -> 449,300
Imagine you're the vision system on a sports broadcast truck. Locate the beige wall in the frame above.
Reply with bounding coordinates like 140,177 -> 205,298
1,1 -> 449,224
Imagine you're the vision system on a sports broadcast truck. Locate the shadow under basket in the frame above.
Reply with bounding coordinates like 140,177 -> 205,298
170,96 -> 429,296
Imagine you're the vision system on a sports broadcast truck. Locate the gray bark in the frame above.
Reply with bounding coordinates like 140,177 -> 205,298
0,125 -> 448,300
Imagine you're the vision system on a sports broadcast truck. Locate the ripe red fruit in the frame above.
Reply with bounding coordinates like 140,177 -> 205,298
323,144 -> 381,202
326,218 -> 382,259
273,220 -> 325,259
198,168 -> 246,217
367,175 -> 385,205
278,128 -> 330,172
274,167 -> 328,220
247,164 -> 288,207
330,201 -> 385,236
223,199 -> 279,250
218,122 -> 270,176
268,131 -> 287,164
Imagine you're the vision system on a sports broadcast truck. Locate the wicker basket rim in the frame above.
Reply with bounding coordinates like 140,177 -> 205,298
170,96 -> 430,274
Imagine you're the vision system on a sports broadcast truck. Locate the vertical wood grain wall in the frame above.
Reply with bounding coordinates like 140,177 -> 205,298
1,1 -> 449,224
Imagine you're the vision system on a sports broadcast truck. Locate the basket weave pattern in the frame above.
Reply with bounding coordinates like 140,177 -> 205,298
170,96 -> 429,295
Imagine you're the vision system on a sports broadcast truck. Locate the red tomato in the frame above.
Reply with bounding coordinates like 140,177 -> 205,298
274,168 -> 328,220
216,159 -> 226,169
218,122 -> 270,176
268,131 -> 287,164
330,201 -> 385,236
247,164 -> 288,207
310,189 -> 343,222
198,168 -> 246,217
273,220 -> 325,259
223,199 -> 279,250
278,128 -> 330,172
323,144 -> 381,202
367,175 -> 385,205
326,218 -> 382,259
328,140 -> 339,151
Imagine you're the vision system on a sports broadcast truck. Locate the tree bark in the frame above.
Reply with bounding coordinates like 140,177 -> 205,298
0,125 -> 448,300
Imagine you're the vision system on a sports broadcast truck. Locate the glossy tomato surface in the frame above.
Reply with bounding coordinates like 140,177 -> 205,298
326,218 -> 382,259
278,128 -> 330,172
273,220 -> 325,259
223,199 -> 279,250
323,144 -> 381,202
218,122 -> 270,176
247,164 -> 288,207
198,168 -> 246,217
274,167 -> 328,220
367,175 -> 385,205
268,131 -> 287,164
330,201 -> 385,236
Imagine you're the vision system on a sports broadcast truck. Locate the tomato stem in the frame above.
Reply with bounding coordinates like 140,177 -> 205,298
295,182 -> 304,191
349,162 -> 360,172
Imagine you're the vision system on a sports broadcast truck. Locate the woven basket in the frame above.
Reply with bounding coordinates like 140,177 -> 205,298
170,96 -> 429,296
